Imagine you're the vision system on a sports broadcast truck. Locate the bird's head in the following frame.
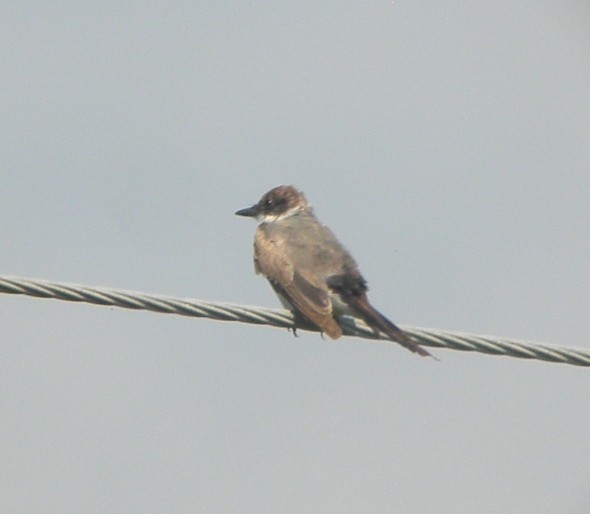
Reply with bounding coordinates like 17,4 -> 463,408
235,185 -> 309,222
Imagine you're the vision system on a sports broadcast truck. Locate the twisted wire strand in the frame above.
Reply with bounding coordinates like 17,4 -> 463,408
1,275 -> 588,367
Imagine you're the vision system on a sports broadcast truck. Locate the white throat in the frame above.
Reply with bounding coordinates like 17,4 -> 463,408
258,206 -> 305,223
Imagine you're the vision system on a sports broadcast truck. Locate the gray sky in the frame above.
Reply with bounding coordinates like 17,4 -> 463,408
2,3 -> 589,513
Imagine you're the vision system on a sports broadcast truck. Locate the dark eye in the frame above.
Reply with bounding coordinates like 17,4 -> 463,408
264,198 -> 273,207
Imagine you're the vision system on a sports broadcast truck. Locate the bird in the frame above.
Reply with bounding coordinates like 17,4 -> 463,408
235,185 -> 433,358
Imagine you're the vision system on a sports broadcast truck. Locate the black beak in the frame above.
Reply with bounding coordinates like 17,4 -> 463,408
235,205 -> 258,217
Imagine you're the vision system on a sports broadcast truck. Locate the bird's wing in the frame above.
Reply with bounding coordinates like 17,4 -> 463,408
254,226 -> 342,338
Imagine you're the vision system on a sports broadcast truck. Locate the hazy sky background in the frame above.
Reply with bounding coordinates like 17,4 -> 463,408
2,3 -> 589,513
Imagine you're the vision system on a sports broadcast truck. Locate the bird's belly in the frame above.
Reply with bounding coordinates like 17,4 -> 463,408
328,292 -> 354,317
274,290 -> 296,311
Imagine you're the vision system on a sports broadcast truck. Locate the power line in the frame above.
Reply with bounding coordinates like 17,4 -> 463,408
1,275 -> 588,367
